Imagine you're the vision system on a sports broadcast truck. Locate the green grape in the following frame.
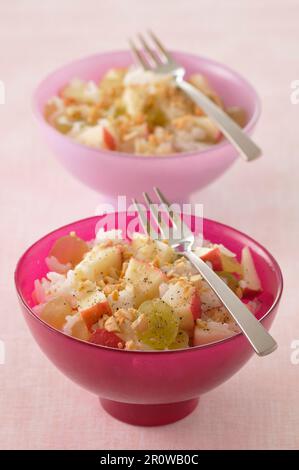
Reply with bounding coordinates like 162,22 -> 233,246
136,299 -> 179,350
168,330 -> 190,350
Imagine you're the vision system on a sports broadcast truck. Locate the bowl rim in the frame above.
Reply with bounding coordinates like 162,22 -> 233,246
15,214 -> 283,355
33,49 -> 262,161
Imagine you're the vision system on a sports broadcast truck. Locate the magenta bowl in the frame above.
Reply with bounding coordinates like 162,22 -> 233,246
33,50 -> 261,204
15,214 -> 282,426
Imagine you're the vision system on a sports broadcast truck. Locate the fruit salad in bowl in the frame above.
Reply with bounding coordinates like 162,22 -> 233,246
33,50 -> 261,203
15,214 -> 281,426
44,67 -> 246,155
32,228 -> 262,352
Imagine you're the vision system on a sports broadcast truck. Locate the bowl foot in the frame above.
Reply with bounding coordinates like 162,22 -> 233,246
100,398 -> 199,426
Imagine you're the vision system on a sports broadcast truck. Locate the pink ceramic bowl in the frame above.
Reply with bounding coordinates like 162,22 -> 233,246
33,50 -> 261,204
15,214 -> 282,426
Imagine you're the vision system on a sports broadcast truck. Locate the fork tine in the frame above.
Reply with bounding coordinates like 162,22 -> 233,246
132,198 -> 150,235
138,33 -> 161,66
143,192 -> 170,239
128,38 -> 150,70
147,30 -> 173,63
153,187 -> 180,228
154,187 -> 193,241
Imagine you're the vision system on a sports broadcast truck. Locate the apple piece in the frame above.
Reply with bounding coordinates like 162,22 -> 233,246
107,284 -> 135,311
103,127 -> 116,150
124,258 -> 166,307
131,235 -> 174,265
79,291 -> 112,330
131,235 -> 156,262
49,234 -> 89,268
241,247 -> 262,298
63,312 -> 89,340
221,254 -> 243,276
197,246 -> 223,271
155,240 -> 175,265
162,281 -> 201,335
189,74 -> 223,108
75,245 -> 122,281
39,297 -> 73,329
71,317 -> 90,341
78,290 -> 106,311
196,246 -> 242,275
196,116 -> 222,143
61,78 -> 100,104
226,107 -> 247,128
193,320 -> 236,346
89,328 -> 125,349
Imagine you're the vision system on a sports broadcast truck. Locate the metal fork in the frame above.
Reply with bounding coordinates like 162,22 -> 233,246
133,187 -> 277,356
129,31 -> 261,162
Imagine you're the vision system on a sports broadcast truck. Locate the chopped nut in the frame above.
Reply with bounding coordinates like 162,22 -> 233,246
131,314 -> 148,334
111,290 -> 119,301
125,340 -> 137,350
105,316 -> 120,333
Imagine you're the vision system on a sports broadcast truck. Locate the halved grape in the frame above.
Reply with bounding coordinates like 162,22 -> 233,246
136,299 -> 179,350
49,234 -> 89,267
168,330 -> 190,350
40,297 -> 73,329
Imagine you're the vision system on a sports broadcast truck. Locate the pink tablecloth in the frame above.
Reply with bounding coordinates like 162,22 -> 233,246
0,0 -> 298,450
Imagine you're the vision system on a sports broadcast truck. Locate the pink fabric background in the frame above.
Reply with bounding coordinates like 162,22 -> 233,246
1,0 -> 298,450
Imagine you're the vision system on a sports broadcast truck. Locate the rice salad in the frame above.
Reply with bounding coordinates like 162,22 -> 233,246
32,229 -> 262,351
44,67 -> 246,155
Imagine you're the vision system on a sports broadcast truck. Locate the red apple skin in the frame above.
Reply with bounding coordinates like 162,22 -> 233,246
126,257 -> 167,283
81,301 -> 112,331
215,130 -> 222,143
190,292 -> 201,320
242,287 -> 262,299
135,258 -> 167,278
103,127 -> 116,151
89,329 -> 124,349
241,247 -> 262,298
200,247 -> 222,271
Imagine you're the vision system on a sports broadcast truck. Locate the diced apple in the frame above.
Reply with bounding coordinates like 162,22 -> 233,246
197,246 -> 223,271
131,235 -> 156,262
196,246 -> 242,275
61,78 -> 100,104
226,107 -> 247,128
89,328 -> 125,349
221,254 -> 243,276
124,258 -> 166,307
75,245 -> 122,281
107,284 -> 135,311
196,116 -> 222,143
162,281 -> 201,335
155,240 -> 175,265
79,291 -> 112,330
193,320 -> 236,346
189,74 -> 223,108
103,127 -> 116,150
63,312 -> 89,340
70,316 -> 90,341
131,235 -> 175,265
241,247 -> 262,298
76,124 -> 104,148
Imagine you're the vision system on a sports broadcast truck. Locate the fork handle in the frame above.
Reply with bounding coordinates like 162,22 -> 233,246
184,251 -> 277,356
177,80 -> 261,162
